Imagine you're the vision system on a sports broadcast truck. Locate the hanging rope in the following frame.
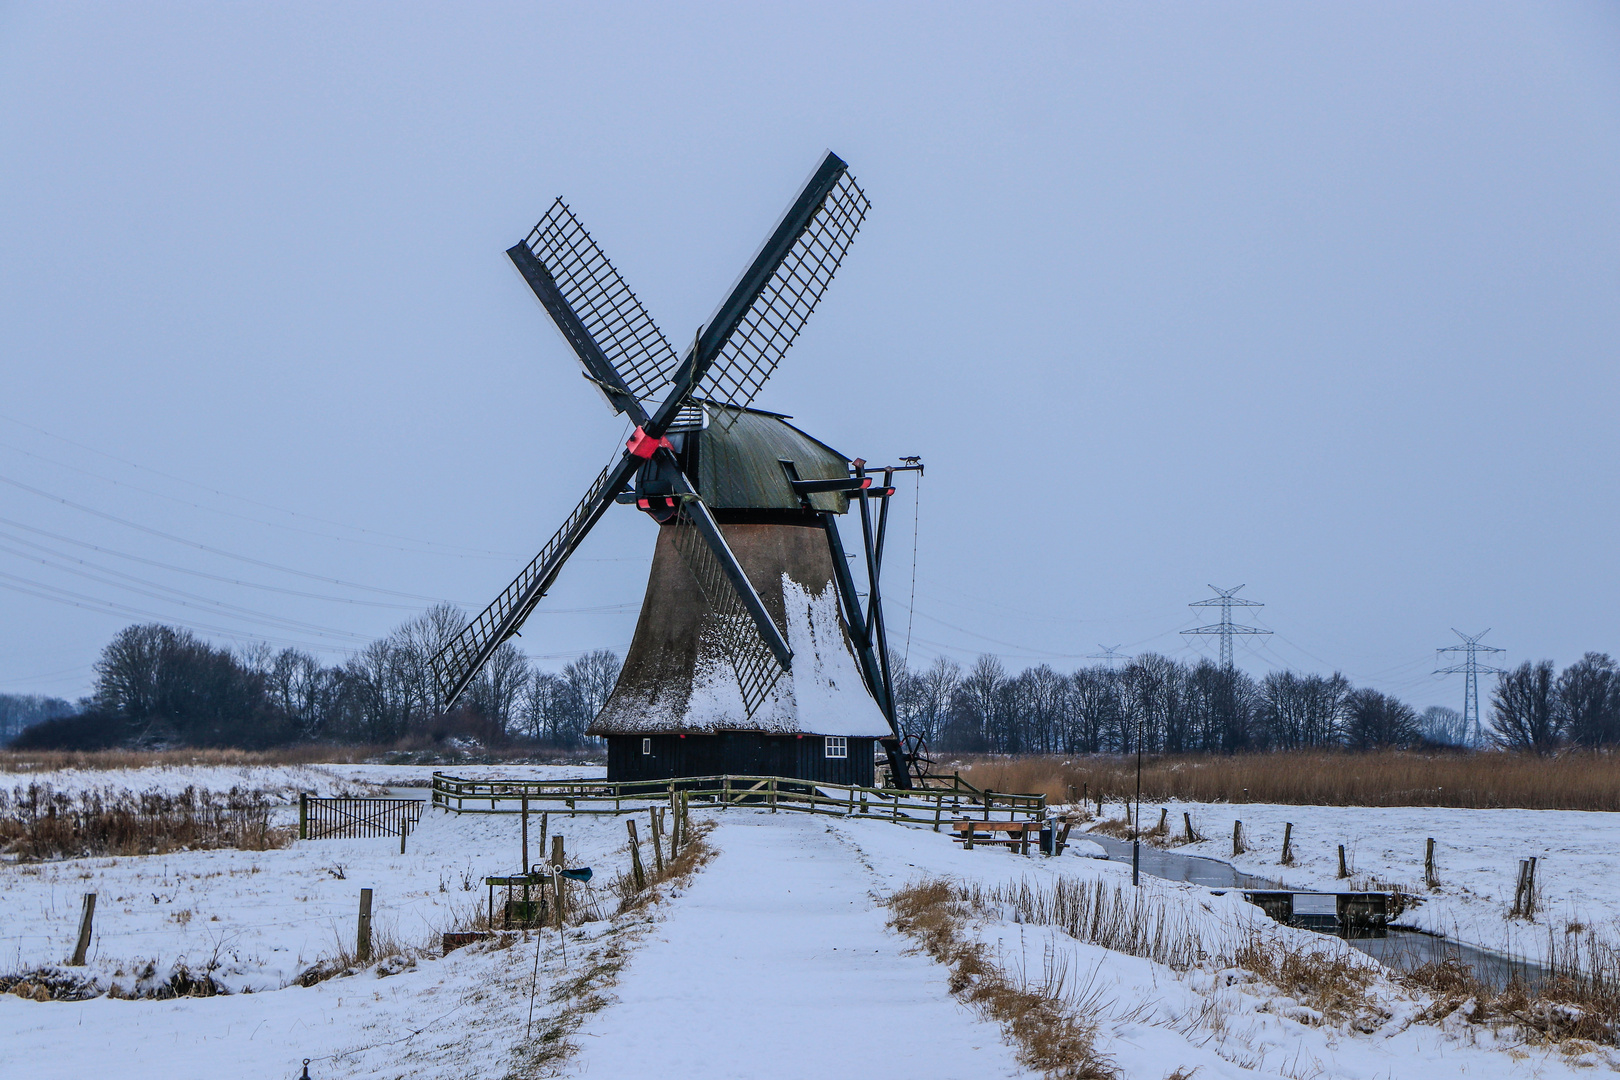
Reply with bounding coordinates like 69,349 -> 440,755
903,468 -> 920,670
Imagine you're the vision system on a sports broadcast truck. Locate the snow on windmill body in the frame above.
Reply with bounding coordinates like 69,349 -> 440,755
430,153 -> 917,787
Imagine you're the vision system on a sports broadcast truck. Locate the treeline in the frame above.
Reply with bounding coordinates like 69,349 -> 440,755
12,610 -> 1618,756
0,694 -> 77,743
1490,655 -> 1620,751
892,651 -> 1620,754
13,605 -> 619,751
891,654 -> 1437,754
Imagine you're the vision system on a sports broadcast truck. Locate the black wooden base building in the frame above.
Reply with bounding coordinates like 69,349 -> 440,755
606,732 -> 876,787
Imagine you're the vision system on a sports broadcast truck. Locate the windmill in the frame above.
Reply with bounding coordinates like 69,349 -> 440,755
430,152 -> 920,788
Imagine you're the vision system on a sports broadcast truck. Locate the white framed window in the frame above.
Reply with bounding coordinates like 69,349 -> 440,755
642,738 -> 652,755
824,736 -> 847,759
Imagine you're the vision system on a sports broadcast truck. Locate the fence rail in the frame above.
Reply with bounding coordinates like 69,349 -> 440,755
299,795 -> 424,840
430,772 -> 1044,831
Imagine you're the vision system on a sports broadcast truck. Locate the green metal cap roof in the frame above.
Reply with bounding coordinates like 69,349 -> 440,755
693,404 -> 851,512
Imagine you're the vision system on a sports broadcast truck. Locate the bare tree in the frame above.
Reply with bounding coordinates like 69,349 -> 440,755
1491,660 -> 1560,751
468,642 -> 529,734
1344,688 -> 1420,748
1556,652 -> 1620,747
1418,705 -> 1468,746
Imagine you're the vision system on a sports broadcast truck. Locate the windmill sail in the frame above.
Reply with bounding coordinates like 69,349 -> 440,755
695,155 -> 869,418
516,199 -> 682,405
431,456 -> 627,708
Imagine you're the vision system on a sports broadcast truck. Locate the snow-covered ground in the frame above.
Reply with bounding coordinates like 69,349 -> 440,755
2,766 -> 1614,1078
1092,800 -> 1620,961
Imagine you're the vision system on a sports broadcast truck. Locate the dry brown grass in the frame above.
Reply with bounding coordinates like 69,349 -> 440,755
1401,925 -> 1620,1046
1233,934 -> 1380,1026
0,782 -> 290,860
952,750 -> 1620,811
0,746 -> 386,773
0,744 -> 602,774
612,820 -> 717,915
889,880 -> 1117,1079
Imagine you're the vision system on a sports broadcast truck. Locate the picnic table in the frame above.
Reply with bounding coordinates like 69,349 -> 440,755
949,819 -> 1072,855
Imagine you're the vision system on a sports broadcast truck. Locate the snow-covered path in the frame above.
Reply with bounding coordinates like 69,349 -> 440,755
567,815 -> 1035,1080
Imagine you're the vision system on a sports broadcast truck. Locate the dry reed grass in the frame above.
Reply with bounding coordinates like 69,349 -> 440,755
0,782 -> 290,860
889,880 -> 1117,1079
0,743 -> 602,774
953,750 -> 1620,811
0,746 -> 387,773
957,876 -> 1206,970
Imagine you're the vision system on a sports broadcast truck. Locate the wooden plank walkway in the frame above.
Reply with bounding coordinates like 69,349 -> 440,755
564,815 -> 1036,1080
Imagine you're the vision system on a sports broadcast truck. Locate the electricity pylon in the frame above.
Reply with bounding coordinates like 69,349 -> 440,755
1435,629 -> 1505,748
1181,585 -> 1271,670
1087,644 -> 1131,669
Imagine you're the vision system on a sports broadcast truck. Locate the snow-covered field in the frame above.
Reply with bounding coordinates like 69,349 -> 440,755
1101,799 -> 1620,961
1,765 -> 1613,1078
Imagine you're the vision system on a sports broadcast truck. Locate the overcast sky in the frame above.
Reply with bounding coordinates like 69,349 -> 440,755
3,2 -> 1618,712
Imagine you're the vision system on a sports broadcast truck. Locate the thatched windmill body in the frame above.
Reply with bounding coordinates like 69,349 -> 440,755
430,153 -> 919,787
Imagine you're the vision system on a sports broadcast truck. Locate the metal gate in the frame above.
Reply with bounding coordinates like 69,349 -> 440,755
299,795 -> 423,839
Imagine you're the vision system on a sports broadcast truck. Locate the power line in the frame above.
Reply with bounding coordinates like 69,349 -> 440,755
0,472 -> 462,604
1435,628 -> 1505,747
0,412 -> 521,559
0,541 -> 372,642
1181,584 -> 1271,670
0,520 -> 428,610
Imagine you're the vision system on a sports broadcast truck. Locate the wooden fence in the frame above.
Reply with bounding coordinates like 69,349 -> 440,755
430,772 -> 1044,831
299,795 -> 424,840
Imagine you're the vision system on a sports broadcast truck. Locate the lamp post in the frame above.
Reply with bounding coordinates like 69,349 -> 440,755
1133,710 -> 1143,887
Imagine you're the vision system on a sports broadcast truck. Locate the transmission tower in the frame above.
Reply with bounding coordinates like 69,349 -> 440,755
1086,644 -> 1131,669
1181,584 -> 1271,670
1434,629 -> 1505,747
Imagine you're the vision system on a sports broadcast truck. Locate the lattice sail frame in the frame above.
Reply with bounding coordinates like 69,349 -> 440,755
521,200 -> 681,405
668,504 -> 785,717
430,459 -> 618,706
699,171 -> 869,424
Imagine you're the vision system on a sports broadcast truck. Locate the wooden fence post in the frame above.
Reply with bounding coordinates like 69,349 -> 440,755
69,893 -> 96,966
539,812 -> 548,869
650,809 -> 664,874
1281,822 -> 1293,865
1233,820 -> 1244,856
1157,808 -> 1167,835
1337,844 -> 1348,879
521,796 -> 529,872
551,835 -> 565,869
299,793 -> 308,840
357,888 -> 373,964
1511,859 -> 1528,917
1425,838 -> 1437,887
627,819 -> 646,891
400,819 -> 409,855
1524,856 -> 1537,917
1183,811 -> 1196,843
